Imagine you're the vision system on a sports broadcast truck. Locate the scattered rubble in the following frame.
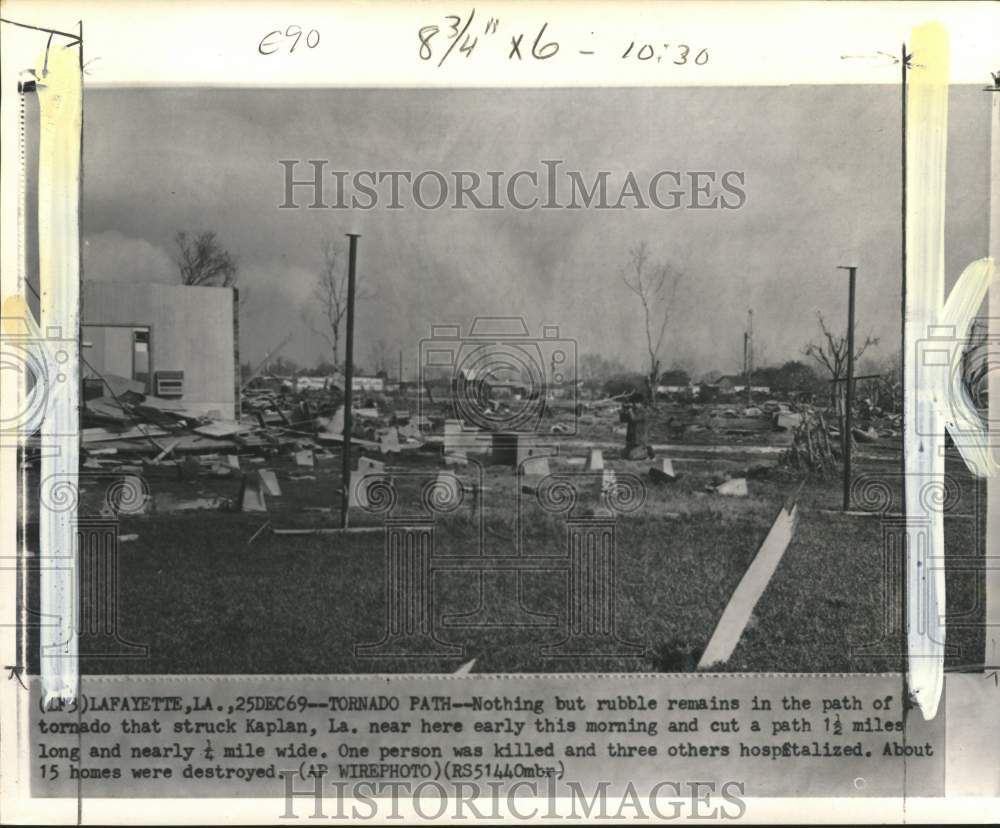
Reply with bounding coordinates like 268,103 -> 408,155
64,365 -> 901,521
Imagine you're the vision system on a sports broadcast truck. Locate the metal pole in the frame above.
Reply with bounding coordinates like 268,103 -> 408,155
340,233 -> 360,529
839,265 -> 857,511
743,331 -> 749,401
899,36 -> 910,726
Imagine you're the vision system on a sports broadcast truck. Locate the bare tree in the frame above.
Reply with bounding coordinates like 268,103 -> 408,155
175,231 -> 238,287
302,239 -> 374,371
802,312 -> 879,406
621,242 -> 685,399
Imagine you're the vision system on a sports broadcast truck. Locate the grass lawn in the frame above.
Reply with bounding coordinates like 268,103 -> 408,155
28,441 -> 983,676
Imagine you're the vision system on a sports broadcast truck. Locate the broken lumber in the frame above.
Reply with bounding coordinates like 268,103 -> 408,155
271,527 -> 383,535
697,494 -> 800,669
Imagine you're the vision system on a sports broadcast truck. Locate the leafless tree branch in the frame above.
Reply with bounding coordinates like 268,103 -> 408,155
803,311 -> 879,403
621,242 -> 685,399
175,230 -> 238,287
302,238 -> 374,371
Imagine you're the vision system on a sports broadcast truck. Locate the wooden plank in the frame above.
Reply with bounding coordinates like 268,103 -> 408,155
697,500 -> 799,669
271,527 -> 382,535
314,431 -> 380,450
152,439 -> 181,463
82,425 -> 169,443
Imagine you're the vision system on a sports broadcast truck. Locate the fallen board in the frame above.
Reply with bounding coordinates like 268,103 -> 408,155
82,425 -> 170,444
697,499 -> 799,669
314,431 -> 381,450
271,527 -> 383,535
80,434 -> 238,454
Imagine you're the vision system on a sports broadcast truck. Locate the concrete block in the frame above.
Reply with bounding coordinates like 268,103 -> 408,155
716,478 -> 748,497
649,458 -> 678,485
358,456 -> 386,474
240,476 -> 267,512
380,427 -> 400,454
520,455 -> 551,478
258,469 -> 282,496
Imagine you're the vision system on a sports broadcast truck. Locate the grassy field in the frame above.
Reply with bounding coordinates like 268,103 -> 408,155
26,437 -> 984,676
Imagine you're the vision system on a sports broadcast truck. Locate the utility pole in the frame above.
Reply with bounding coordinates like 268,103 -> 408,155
838,265 -> 857,511
898,39 -> 910,712
340,233 -> 360,529
745,309 -> 753,407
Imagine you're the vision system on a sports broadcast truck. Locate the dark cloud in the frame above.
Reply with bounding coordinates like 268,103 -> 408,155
81,86 -> 990,375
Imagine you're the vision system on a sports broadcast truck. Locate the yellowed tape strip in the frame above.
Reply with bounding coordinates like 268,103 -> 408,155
35,43 -> 82,703
905,22 -> 995,720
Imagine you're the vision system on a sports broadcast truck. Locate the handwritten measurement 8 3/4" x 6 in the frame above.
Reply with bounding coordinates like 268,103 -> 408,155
418,10 -> 709,68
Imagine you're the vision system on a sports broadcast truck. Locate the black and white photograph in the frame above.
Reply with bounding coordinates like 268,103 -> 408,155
2,0 -> 999,822
40,83 -> 989,677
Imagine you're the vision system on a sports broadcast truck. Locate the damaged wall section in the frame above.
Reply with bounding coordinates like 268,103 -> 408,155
82,280 -> 238,419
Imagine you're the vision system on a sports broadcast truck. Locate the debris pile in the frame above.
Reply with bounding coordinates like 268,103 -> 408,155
67,370 -> 434,516
779,407 -> 839,473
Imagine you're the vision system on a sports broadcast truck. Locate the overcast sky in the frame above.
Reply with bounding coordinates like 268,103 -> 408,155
80,85 -> 990,378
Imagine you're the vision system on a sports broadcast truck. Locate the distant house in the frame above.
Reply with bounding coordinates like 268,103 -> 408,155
714,375 -> 744,395
331,371 -> 385,393
354,375 -> 385,393
82,280 -> 238,419
655,383 -> 692,398
295,376 -> 333,392
712,375 -> 770,396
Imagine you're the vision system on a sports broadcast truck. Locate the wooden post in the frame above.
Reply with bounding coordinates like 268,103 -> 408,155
746,309 -> 753,407
838,265 -> 858,511
340,234 -> 360,529
900,41 -> 909,702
